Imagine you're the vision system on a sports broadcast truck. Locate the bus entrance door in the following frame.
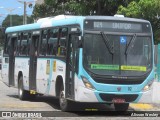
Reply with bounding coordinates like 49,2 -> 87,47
8,37 -> 17,86
29,35 -> 39,92
65,35 -> 77,99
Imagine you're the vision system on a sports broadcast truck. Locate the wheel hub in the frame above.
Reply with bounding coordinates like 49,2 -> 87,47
60,90 -> 67,107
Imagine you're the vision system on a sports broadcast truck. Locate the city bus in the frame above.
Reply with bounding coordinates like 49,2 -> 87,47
1,15 -> 154,111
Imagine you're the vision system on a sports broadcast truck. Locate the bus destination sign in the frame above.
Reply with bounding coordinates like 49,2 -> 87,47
94,21 -> 142,31
84,20 -> 151,33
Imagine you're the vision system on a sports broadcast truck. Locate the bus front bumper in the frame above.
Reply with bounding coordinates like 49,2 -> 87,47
75,86 -> 153,103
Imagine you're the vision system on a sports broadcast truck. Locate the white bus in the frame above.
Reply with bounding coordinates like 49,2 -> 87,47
2,15 -> 154,111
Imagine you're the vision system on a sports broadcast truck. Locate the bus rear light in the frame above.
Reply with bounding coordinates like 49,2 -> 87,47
81,76 -> 95,90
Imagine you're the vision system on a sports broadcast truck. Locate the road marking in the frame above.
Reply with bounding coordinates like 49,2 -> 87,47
130,103 -> 154,110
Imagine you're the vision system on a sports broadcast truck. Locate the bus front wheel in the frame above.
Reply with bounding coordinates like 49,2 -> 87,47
114,103 -> 129,111
59,85 -> 72,111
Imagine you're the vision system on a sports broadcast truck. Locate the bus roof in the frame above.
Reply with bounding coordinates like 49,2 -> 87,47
5,15 -> 84,33
85,16 -> 150,23
5,15 -> 150,33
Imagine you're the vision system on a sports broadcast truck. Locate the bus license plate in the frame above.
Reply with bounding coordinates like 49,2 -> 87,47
112,98 -> 125,103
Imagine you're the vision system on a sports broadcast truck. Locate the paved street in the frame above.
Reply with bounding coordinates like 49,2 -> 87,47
0,80 -> 116,112
0,78 -> 160,119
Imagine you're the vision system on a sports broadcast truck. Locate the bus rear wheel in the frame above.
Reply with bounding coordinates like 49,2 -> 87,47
114,103 -> 129,111
59,85 -> 72,111
18,76 -> 29,100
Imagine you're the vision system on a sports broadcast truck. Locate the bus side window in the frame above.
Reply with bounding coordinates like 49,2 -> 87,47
14,33 -> 21,56
27,33 -> 31,55
16,39 -> 21,56
20,34 -> 28,56
58,27 -> 68,56
13,38 -> 18,56
47,28 -> 58,56
4,34 -> 11,55
40,30 -> 47,56
21,40 -> 28,55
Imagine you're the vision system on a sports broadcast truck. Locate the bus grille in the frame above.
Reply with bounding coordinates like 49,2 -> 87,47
99,93 -> 138,102
92,76 -> 145,85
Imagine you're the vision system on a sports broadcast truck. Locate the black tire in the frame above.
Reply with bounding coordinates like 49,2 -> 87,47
114,103 -> 129,111
59,85 -> 72,111
18,76 -> 30,100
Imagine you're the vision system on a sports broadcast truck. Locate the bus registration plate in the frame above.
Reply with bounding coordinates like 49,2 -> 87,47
112,98 -> 125,103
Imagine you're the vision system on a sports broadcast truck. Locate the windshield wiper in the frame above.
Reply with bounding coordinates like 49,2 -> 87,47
125,34 -> 137,55
100,32 -> 114,54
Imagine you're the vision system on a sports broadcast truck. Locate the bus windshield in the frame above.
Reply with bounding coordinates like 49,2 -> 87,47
83,33 -> 152,76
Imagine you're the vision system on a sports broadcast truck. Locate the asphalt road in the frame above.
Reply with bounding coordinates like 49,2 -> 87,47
0,78 -> 160,119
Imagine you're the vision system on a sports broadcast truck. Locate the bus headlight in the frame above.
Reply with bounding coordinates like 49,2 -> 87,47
81,76 -> 95,90
143,80 -> 154,91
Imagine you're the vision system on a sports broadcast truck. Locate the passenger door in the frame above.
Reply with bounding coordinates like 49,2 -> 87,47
2,35 -> 10,85
29,31 -> 40,91
8,37 -> 17,86
65,34 -> 78,99
2,34 -> 17,86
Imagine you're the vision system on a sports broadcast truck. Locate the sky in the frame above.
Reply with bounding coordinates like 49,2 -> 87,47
0,0 -> 36,24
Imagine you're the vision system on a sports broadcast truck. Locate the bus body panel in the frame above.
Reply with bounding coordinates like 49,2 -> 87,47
36,58 -> 48,94
1,57 -> 9,85
14,57 -> 30,89
36,58 -> 66,96
74,76 -> 154,103
153,44 -> 160,103
74,69 -> 154,103
80,69 -> 154,93
152,81 -> 160,103
48,59 -> 66,96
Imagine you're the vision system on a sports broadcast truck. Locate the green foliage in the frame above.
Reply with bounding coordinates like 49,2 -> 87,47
117,0 -> 160,44
32,0 -> 135,19
32,0 -> 65,19
0,15 -> 33,46
118,1 -> 141,18
2,15 -> 34,28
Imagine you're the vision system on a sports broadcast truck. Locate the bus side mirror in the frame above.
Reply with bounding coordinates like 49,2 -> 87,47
74,36 -> 83,48
69,30 -> 83,48
77,36 -> 83,48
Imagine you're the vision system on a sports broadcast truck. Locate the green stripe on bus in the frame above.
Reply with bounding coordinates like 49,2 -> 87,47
91,64 -> 119,70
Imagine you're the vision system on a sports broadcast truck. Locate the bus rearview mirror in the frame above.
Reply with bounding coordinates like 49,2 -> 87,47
75,36 -> 83,48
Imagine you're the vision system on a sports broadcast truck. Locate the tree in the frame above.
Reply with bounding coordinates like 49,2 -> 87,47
32,0 -> 64,20
1,15 -> 33,46
117,0 -> 160,44
32,0 -> 135,19
2,15 -> 34,28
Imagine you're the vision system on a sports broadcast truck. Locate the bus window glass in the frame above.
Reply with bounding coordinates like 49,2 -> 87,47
47,28 -> 59,56
83,34 -> 152,76
13,38 -> 17,56
16,34 -> 21,55
40,30 -> 47,56
20,34 -> 28,56
4,35 -> 11,55
27,33 -> 31,55
58,28 -> 68,56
